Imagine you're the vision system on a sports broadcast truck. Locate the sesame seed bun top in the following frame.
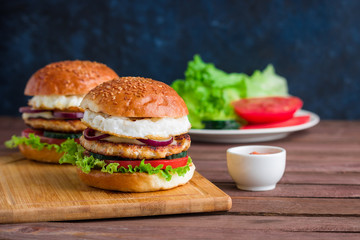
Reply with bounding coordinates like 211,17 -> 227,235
24,60 -> 119,96
80,77 -> 189,118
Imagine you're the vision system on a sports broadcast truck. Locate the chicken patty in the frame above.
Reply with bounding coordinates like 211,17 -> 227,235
80,134 -> 191,159
24,118 -> 86,133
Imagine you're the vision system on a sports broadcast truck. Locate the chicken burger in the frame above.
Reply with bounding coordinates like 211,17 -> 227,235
61,77 -> 195,192
5,60 -> 119,163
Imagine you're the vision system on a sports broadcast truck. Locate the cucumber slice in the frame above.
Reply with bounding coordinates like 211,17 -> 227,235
165,151 -> 187,160
88,151 -> 188,161
43,131 -> 83,139
202,120 -> 240,129
88,152 -> 128,160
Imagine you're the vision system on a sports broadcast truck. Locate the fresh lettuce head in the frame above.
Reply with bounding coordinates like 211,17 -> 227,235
59,139 -> 192,181
171,55 -> 288,129
245,64 -> 288,98
172,55 -> 247,128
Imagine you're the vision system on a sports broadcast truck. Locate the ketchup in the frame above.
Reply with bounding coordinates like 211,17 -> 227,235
249,151 -> 269,155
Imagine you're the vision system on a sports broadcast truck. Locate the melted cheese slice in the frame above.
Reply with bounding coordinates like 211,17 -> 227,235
93,130 -> 177,145
22,112 -> 53,120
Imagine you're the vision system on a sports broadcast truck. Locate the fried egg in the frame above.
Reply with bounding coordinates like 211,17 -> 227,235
28,95 -> 85,110
82,110 -> 191,140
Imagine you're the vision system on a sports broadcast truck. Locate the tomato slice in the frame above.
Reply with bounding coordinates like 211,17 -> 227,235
232,96 -> 303,124
104,156 -> 189,170
241,115 -> 310,129
21,128 -> 80,145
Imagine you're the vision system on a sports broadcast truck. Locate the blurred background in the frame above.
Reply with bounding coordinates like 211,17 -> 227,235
1,0 -> 359,119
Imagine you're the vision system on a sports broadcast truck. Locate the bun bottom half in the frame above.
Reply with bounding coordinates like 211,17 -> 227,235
77,163 -> 196,192
19,144 -> 63,163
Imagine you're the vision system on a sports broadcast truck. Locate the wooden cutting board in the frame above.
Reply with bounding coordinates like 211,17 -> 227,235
0,153 -> 231,223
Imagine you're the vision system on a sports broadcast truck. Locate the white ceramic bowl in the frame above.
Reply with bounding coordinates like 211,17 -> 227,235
227,145 -> 286,191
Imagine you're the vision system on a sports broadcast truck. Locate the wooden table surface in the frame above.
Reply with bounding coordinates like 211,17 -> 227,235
0,117 -> 359,239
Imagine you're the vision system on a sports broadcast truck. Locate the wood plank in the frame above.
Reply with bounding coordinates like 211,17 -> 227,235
195,168 -> 336,184
190,147 -> 360,166
2,215 -> 357,232
286,161 -> 360,172
189,143 -> 360,160
0,156 -> 231,223
230,197 -> 360,216
282,172 -> 360,185
197,170 -> 360,185
0,215 -> 359,239
193,158 -> 360,173
190,140 -> 360,153
191,157 -> 360,173
216,182 -> 360,198
1,229 -> 359,240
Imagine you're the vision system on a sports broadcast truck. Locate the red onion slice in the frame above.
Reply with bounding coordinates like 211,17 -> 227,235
83,128 -> 110,141
19,106 -> 48,113
53,111 -> 84,119
138,137 -> 173,146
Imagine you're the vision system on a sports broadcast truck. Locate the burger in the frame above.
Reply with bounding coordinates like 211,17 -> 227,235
5,60 -> 119,163
60,77 -> 195,192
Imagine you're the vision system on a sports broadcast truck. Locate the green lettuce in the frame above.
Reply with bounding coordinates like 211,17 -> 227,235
171,55 -> 288,129
5,133 -> 62,152
245,64 -> 288,98
59,139 -> 192,181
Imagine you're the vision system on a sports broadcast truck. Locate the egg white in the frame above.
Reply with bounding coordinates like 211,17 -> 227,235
28,95 -> 85,110
82,110 -> 191,140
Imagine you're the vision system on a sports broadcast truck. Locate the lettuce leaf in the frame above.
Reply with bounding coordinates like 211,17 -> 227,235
5,133 -> 62,152
245,64 -> 288,98
59,139 -> 193,181
58,138 -> 84,164
171,55 -> 288,129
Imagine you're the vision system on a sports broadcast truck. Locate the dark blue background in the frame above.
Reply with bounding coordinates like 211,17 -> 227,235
1,0 -> 360,119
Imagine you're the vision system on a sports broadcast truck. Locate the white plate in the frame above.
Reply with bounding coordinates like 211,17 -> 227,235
189,110 -> 320,143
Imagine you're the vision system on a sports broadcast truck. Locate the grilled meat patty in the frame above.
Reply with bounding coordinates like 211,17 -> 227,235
80,133 -> 191,159
24,118 -> 86,133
